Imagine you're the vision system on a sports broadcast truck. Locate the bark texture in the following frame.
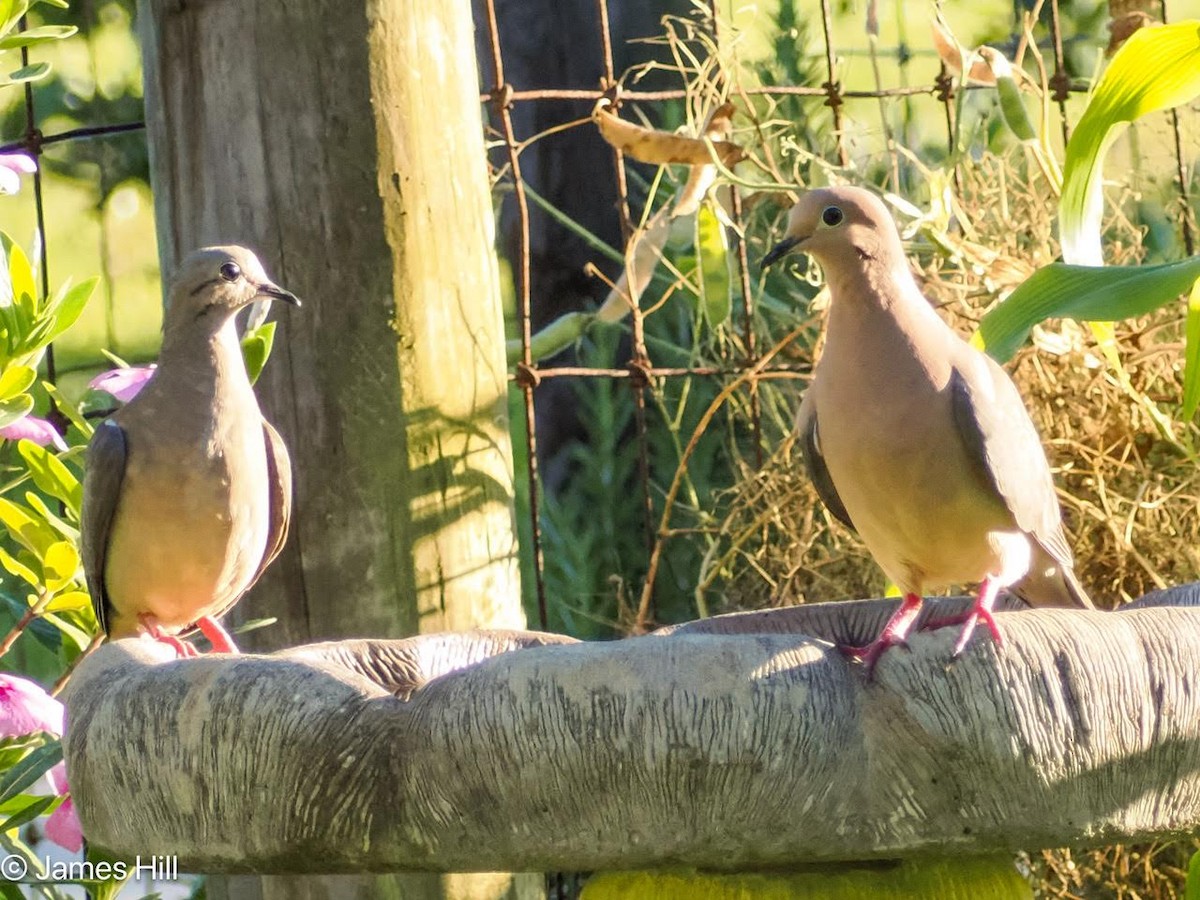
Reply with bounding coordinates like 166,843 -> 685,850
64,589 -> 1200,873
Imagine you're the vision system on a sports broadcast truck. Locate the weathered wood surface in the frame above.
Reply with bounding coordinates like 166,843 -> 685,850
64,588 -> 1200,873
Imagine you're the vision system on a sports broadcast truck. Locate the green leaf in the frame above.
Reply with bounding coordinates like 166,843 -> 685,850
85,845 -> 132,900
44,589 -> 88,613
977,257 -> 1200,361
43,277 -> 97,345
0,394 -> 33,429
240,320 -> 276,384
0,24 -> 75,49
0,736 -> 45,771
1060,21 -> 1200,264
0,497 -> 57,557
0,544 -> 39,586
0,365 -> 34,401
0,739 -> 60,805
41,540 -> 78,593
43,382 -> 92,439
1188,849 -> 1200,900
0,0 -> 27,39
1,235 -> 36,322
695,201 -> 731,327
23,491 -> 79,542
4,61 -> 50,84
0,792 -> 56,832
41,611 -> 91,651
18,439 -> 82,513
0,596 -> 62,651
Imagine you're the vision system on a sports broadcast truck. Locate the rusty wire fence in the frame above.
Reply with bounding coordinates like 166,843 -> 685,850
0,14 -> 145,424
478,0 -> 1196,640
0,0 -> 1190,896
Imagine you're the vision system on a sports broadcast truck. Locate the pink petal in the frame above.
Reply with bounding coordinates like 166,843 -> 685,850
88,365 -> 156,404
0,153 -> 37,175
0,415 -> 67,452
0,167 -> 19,196
45,795 -> 82,853
0,674 -> 63,738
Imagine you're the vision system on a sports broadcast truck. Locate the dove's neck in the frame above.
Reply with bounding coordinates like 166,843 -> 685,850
824,250 -> 948,347
156,315 -> 253,399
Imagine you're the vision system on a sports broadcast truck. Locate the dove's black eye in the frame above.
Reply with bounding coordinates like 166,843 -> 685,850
219,262 -> 241,283
821,206 -> 844,227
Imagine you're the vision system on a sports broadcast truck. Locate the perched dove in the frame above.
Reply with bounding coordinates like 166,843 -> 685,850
81,246 -> 299,655
762,186 -> 1092,672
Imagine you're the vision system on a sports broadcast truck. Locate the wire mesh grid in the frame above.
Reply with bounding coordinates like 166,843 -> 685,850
9,0 -> 1187,642
0,0 -> 1189,896
1,2 -> 1189,671
478,0 -> 1196,642
2,15 -> 145,402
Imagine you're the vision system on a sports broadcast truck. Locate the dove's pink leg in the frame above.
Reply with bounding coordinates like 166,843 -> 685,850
137,614 -> 197,658
922,576 -> 1005,657
838,593 -> 922,677
195,616 -> 240,655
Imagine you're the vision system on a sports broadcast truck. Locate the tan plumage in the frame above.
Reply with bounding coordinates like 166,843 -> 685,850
763,186 -> 1091,671
81,246 -> 299,654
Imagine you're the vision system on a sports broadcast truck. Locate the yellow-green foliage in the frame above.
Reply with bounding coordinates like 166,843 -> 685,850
581,858 -> 1031,900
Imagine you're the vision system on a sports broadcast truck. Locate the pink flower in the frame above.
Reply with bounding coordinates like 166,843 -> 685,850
0,153 -> 35,195
0,674 -> 63,737
0,415 -> 67,452
0,678 -> 82,852
44,762 -> 82,853
88,365 -> 155,404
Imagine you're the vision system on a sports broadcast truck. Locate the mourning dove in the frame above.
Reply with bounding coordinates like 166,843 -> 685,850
762,186 -> 1092,672
81,246 -> 299,655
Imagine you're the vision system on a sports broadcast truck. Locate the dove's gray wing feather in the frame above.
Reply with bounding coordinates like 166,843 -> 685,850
948,357 -> 1091,609
209,420 -> 292,624
81,420 -> 128,635
796,391 -> 855,532
254,420 -> 292,585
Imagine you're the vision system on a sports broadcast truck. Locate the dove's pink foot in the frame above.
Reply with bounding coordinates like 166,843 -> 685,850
921,576 -> 1004,657
137,614 -> 197,658
838,592 -> 923,678
196,615 -> 240,655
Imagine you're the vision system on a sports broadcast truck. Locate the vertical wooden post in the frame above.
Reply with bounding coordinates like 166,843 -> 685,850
138,0 -> 535,896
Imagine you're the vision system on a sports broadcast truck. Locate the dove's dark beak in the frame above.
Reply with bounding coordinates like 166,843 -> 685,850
256,283 -> 302,307
761,236 -> 804,271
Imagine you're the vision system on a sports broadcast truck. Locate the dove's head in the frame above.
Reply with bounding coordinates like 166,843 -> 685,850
761,186 -> 905,273
165,245 -> 300,331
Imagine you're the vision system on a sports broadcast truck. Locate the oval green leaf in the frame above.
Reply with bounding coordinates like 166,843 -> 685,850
42,539 -> 79,593
17,439 -> 82,513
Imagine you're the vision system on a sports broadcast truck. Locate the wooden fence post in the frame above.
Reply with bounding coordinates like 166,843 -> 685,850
138,0 -> 535,896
